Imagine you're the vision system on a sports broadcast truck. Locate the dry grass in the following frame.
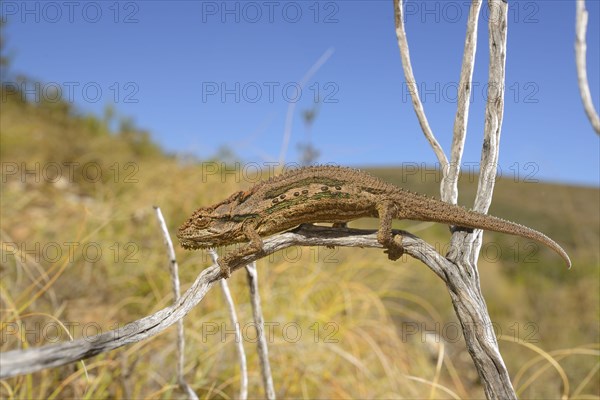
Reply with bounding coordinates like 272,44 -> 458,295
1,95 -> 598,399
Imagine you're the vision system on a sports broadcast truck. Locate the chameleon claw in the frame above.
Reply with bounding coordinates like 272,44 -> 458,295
384,247 -> 404,261
217,258 -> 232,279
381,233 -> 405,261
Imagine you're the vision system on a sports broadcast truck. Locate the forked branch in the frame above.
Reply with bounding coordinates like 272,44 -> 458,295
393,0 -> 516,398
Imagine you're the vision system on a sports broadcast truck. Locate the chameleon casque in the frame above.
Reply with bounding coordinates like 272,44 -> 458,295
178,166 -> 571,277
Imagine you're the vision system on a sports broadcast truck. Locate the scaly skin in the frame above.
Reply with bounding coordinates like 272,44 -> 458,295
178,166 -> 571,277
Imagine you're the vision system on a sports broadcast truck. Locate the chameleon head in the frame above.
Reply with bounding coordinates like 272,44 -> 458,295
177,191 -> 247,249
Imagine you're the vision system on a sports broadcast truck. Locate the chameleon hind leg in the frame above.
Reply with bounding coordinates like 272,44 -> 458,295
377,201 -> 404,261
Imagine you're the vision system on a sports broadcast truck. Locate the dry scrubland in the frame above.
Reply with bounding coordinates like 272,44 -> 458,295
1,92 -> 599,399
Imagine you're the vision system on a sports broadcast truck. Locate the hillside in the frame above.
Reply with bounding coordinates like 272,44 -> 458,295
1,89 -> 598,399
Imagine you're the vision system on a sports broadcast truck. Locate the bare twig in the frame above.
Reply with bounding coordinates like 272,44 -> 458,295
208,249 -> 248,400
119,352 -> 133,399
154,206 -> 198,400
0,225 -> 442,379
475,0 -> 508,217
393,0 -> 449,183
575,0 -> 600,134
444,0 -> 483,204
245,262 -> 276,400
278,47 -> 335,165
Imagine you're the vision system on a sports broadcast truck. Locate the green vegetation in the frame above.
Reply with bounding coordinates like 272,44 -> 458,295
1,85 -> 598,399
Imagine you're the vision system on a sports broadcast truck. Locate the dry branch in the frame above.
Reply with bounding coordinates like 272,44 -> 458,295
393,0 -> 516,398
448,1 -> 515,398
221,279 -> 248,398
0,225 -> 435,379
0,263 -> 219,378
278,47 -> 335,165
393,0 -> 449,180
445,0 -> 483,205
245,262 -> 276,400
575,0 -> 600,134
208,249 -> 248,400
154,206 -> 198,399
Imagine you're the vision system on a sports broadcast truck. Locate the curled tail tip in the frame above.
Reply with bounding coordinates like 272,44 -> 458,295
558,247 -> 572,270
541,234 -> 571,269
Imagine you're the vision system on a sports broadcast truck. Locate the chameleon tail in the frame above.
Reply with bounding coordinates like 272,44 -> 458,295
411,201 -> 572,269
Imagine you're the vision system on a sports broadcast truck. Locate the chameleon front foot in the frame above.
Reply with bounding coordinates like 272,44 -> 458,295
384,250 -> 404,260
217,258 -> 232,278
215,224 -> 264,279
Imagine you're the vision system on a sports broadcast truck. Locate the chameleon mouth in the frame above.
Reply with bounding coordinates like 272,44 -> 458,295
177,229 -> 214,249
177,224 -> 214,249
178,238 -> 213,250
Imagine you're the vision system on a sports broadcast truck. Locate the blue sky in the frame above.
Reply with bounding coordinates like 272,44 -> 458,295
2,0 -> 599,185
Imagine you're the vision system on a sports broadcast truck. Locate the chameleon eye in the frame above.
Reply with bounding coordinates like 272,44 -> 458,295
194,217 -> 211,228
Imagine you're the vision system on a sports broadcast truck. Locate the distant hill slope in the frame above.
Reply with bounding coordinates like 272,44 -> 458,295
0,84 -> 163,166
